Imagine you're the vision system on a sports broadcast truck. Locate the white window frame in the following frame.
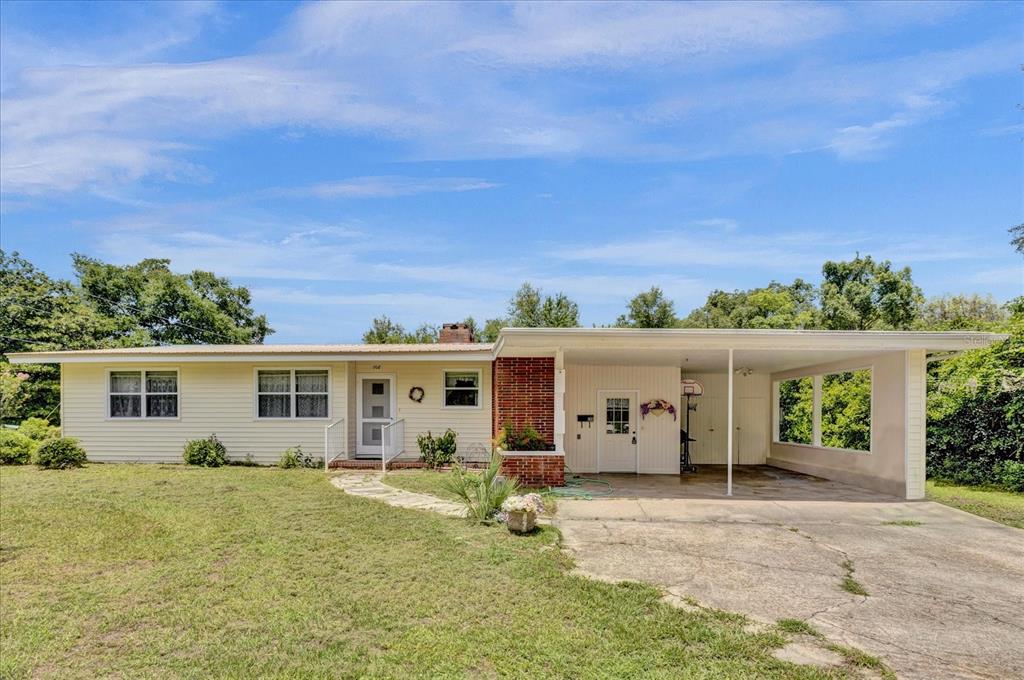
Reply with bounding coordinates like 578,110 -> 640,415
106,368 -> 180,420
441,368 -> 482,410
253,367 -> 331,420
772,366 -> 873,454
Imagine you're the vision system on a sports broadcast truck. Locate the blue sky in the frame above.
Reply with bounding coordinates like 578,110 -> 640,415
1,1 -> 1021,342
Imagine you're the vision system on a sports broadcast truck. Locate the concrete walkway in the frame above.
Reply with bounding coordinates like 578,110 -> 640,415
329,472 -> 466,518
556,497 -> 1024,680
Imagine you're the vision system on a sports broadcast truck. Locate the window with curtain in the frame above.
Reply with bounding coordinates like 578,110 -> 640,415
257,369 -> 329,418
443,370 -> 479,407
109,370 -> 178,418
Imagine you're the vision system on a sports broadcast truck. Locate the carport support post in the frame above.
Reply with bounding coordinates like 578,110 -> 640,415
726,348 -> 734,497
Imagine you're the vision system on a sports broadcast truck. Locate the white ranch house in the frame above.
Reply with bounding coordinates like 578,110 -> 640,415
9,326 -> 1002,499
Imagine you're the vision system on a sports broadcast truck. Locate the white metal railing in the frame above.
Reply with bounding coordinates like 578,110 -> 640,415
323,417 -> 347,471
381,418 -> 406,473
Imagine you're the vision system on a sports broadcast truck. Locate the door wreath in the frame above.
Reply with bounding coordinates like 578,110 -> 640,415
640,399 -> 677,420
408,386 -> 425,403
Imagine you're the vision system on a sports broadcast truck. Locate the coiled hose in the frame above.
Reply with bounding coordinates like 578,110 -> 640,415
550,463 -> 614,499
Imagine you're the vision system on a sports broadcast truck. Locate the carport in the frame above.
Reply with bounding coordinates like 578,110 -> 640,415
495,328 -> 1002,500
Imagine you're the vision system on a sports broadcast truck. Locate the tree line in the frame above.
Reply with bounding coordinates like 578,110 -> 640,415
1,251 -> 270,423
365,252 -> 1015,342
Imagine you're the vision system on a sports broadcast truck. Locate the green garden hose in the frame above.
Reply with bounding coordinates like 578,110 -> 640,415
550,463 -> 614,499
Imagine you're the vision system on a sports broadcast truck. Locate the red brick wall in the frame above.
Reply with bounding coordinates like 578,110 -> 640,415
500,453 -> 565,487
492,357 -> 554,444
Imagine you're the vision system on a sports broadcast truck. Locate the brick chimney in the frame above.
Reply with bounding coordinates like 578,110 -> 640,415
438,322 -> 473,344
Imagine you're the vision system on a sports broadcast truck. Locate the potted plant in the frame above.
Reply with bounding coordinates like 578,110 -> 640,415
501,493 -> 545,534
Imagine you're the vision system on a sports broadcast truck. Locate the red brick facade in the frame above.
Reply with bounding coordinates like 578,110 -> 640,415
492,357 -> 554,444
500,453 -> 565,487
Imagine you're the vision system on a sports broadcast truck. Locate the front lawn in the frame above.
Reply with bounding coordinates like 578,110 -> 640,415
0,465 -> 849,678
926,480 -> 1024,529
384,468 -> 559,515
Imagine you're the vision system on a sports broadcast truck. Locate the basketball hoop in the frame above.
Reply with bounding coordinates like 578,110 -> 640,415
680,379 -> 704,397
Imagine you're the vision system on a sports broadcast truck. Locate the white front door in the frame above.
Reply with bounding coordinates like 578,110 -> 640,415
357,375 -> 395,458
599,391 -> 638,472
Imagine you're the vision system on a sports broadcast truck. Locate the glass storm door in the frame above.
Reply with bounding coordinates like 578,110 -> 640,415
599,391 -> 638,472
357,376 -> 393,457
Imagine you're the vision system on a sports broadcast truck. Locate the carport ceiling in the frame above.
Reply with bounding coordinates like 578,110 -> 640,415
564,348 -> 901,373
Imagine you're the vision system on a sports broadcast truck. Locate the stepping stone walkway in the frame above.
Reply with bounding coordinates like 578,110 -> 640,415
330,472 -> 466,518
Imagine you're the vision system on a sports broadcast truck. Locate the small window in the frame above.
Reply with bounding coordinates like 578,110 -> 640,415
606,398 -> 630,434
777,377 -> 813,445
109,370 -> 177,418
257,369 -> 329,419
443,370 -> 480,408
821,369 -> 871,452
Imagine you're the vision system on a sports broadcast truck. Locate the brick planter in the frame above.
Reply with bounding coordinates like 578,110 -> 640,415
500,452 -> 564,488
493,357 -> 554,445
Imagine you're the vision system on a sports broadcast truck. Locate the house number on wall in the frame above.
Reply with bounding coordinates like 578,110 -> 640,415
371,364 -> 382,370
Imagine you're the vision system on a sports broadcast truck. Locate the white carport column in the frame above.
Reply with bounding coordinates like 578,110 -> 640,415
726,348 -> 734,497
553,349 -> 566,454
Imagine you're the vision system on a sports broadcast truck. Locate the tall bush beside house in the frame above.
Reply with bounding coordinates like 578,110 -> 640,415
32,437 -> 87,469
183,434 -> 228,467
18,417 -> 60,442
0,430 -> 35,465
417,429 -> 458,468
927,305 -> 1023,490
441,452 -> 520,523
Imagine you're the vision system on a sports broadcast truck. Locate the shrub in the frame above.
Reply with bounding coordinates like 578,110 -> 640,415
417,429 -> 458,468
0,430 -> 35,465
18,417 -> 61,442
32,437 -> 87,469
441,452 -> 519,523
495,422 -> 549,452
278,445 -> 315,469
183,434 -> 227,467
997,461 -> 1024,493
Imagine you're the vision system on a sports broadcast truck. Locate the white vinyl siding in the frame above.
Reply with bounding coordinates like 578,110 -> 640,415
66,362 -> 348,465
354,361 -> 492,462
564,365 -> 681,474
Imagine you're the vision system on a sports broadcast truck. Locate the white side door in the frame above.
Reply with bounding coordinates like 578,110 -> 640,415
598,391 -> 638,473
357,375 -> 395,458
736,397 -> 768,464
690,396 -> 725,464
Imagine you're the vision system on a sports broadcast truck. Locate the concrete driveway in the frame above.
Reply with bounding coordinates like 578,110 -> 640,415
556,495 -> 1024,680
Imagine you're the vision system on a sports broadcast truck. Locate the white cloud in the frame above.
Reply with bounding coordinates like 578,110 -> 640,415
277,176 -> 500,199
0,1 -> 1006,196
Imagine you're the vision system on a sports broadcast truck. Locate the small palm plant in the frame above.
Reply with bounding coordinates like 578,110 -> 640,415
441,452 -> 519,523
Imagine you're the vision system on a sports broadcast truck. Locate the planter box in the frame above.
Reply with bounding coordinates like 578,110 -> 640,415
499,452 -> 565,487
506,509 -> 537,534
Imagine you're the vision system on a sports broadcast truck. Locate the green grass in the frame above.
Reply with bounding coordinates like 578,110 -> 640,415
824,643 -> 896,680
838,560 -> 868,597
880,519 -> 923,527
926,480 -> 1024,529
776,619 -> 820,637
0,464 -> 858,679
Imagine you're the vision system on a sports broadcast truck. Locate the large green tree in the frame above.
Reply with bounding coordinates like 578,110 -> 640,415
916,294 -> 1007,331
681,279 -> 818,329
820,255 -> 922,330
2,251 -> 272,424
616,287 -> 678,328
72,255 -> 270,344
480,283 -> 580,340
